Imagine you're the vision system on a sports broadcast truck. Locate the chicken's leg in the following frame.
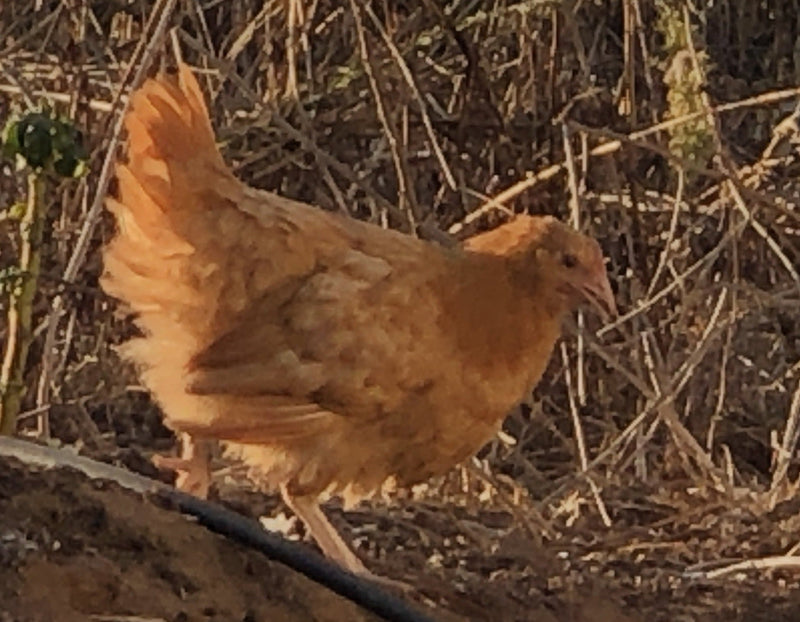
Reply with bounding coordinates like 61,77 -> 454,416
153,433 -> 212,498
280,486 -> 370,575
280,487 -> 413,592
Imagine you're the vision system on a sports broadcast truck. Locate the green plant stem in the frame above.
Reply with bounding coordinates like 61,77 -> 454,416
0,172 -> 46,435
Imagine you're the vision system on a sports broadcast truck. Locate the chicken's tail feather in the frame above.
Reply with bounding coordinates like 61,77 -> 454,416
112,63 -> 230,236
124,64 -> 223,173
103,63 -> 236,336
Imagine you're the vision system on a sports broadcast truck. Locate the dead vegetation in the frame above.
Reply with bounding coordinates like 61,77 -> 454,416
1,0 -> 800,619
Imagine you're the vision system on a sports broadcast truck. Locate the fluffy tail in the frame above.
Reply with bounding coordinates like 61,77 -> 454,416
103,64 -> 234,318
103,63 -> 249,384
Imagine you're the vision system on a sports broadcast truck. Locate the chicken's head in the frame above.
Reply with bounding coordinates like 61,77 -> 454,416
505,216 -> 617,320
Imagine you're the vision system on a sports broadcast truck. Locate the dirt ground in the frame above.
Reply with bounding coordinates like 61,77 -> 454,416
0,455 -> 385,622
3,451 -> 800,622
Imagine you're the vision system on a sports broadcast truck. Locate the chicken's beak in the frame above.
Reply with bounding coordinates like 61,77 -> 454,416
579,271 -> 617,322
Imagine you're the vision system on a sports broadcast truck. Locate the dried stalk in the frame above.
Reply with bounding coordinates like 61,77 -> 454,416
0,172 -> 45,435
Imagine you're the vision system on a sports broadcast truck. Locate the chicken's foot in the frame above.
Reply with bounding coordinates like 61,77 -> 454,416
153,433 -> 212,498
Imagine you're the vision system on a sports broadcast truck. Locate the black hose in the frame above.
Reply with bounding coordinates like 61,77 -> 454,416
161,490 -> 437,622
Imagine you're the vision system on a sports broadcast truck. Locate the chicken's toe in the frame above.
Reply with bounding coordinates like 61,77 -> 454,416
153,434 -> 211,498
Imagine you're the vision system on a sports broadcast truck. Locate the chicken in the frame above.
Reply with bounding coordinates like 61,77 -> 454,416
102,63 -> 616,579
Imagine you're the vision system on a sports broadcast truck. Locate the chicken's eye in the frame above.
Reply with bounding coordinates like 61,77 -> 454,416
562,253 -> 578,268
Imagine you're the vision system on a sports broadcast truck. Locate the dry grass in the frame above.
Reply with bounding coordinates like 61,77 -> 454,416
2,0 -> 800,611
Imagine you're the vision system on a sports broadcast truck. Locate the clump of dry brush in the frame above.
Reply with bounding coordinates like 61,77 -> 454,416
0,0 -> 799,554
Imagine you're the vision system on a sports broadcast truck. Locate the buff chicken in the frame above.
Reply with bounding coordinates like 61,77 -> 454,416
102,63 -> 616,580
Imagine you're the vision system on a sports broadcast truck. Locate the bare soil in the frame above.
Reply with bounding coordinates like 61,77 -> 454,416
3,452 -> 800,622
0,455 -> 383,622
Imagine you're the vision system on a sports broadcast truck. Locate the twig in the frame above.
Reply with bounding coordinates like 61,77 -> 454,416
363,3 -> 456,191
598,220 -> 747,337
769,379 -> 800,507
0,83 -> 114,112
685,555 -> 800,580
620,0 -> 636,123
645,169 -> 685,298
349,0 -> 416,228
679,6 -> 800,292
467,459 -> 553,540
560,343 -> 611,527
449,85 -> 800,234
561,123 -> 586,406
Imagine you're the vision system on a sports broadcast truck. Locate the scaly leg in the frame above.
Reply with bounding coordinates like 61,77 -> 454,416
280,486 -> 370,575
280,486 -> 412,592
153,433 -> 212,498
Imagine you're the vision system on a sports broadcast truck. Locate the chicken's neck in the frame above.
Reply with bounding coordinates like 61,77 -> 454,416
441,253 -> 567,396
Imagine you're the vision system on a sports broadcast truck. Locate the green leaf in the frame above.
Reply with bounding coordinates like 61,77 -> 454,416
51,120 -> 88,177
2,111 -> 86,175
16,113 -> 54,168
